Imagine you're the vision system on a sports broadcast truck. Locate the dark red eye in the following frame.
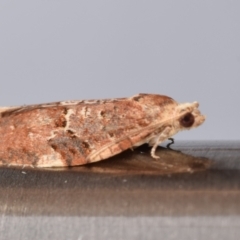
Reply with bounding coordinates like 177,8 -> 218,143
180,113 -> 194,128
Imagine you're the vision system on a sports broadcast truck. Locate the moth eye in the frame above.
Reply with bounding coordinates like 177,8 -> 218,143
180,113 -> 194,128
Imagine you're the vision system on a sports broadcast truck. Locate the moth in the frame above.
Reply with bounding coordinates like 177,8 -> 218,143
0,94 -> 205,167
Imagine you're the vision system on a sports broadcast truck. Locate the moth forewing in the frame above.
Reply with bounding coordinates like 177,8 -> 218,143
0,106 -> 21,115
0,94 -> 205,167
87,123 -> 164,163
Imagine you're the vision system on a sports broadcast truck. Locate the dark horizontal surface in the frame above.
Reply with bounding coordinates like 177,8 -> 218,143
0,140 -> 239,217
0,141 -> 240,240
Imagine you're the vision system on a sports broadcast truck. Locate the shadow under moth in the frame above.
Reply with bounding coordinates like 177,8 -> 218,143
0,94 -> 205,167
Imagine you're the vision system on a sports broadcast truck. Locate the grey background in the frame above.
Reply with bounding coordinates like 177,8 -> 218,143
0,0 -> 239,140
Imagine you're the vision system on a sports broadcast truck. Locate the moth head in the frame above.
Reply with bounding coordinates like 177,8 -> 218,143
174,102 -> 205,131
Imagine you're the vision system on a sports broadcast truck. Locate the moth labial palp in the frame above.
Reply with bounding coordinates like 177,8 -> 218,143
0,93 -> 205,167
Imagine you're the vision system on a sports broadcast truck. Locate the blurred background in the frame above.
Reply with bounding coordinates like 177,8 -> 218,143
0,0 -> 239,140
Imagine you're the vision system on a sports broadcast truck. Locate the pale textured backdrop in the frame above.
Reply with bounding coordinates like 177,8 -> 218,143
0,1 -> 239,140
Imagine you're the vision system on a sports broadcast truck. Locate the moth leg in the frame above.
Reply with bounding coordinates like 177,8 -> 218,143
150,126 -> 172,159
167,138 -> 175,149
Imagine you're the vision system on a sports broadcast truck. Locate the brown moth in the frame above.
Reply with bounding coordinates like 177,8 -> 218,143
0,94 -> 205,167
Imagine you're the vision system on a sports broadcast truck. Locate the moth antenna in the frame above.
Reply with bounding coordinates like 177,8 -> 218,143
166,138 -> 175,149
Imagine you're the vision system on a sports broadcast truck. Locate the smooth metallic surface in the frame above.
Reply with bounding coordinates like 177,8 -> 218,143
0,141 -> 240,240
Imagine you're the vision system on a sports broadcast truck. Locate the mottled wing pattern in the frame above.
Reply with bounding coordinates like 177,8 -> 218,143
86,94 -> 177,162
0,94 -> 177,167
